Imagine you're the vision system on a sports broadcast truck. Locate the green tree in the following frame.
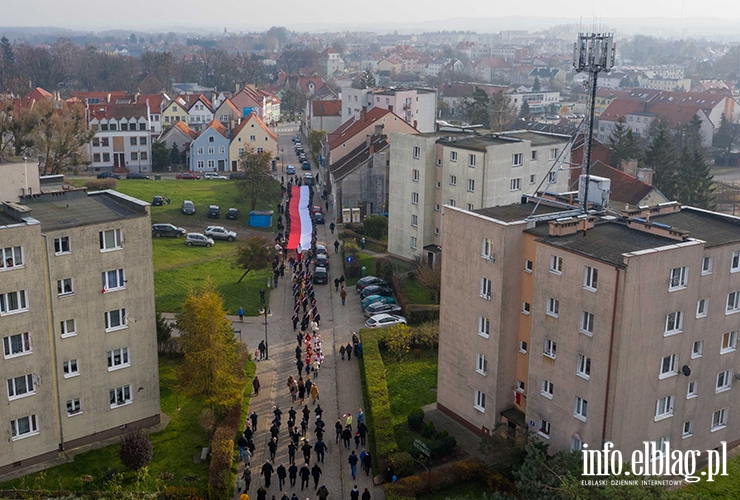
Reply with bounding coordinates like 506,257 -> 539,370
0,102 -> 14,161
382,323 -> 413,360
156,313 -> 172,345
644,124 -> 679,200
308,129 -> 327,159
677,146 -> 715,210
0,35 -> 15,91
359,70 -> 376,89
532,76 -> 541,92
177,279 -> 242,411
678,114 -> 704,153
119,430 -> 153,471
233,235 -> 271,283
237,147 -> 273,211
151,141 -> 169,171
518,100 -> 531,120
32,101 -> 94,175
489,89 -> 516,132
363,215 -> 388,240
607,117 -> 641,168
714,113 -> 738,155
170,142 -> 181,165
463,87 -> 490,128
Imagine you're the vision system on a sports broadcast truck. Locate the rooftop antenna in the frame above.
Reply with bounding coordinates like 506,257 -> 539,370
573,32 -> 615,213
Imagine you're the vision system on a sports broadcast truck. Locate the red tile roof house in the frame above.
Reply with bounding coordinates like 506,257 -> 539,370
307,99 -> 342,134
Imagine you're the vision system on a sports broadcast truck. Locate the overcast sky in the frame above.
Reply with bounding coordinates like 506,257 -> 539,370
0,0 -> 737,31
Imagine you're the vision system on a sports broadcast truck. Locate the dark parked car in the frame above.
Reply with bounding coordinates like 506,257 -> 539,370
176,172 -> 200,179
360,285 -> 393,300
315,213 -> 325,224
182,200 -> 196,215
355,276 -> 389,292
315,254 -> 329,269
303,173 -> 314,186
96,172 -> 120,179
152,196 -> 164,206
302,161 -> 311,170
363,302 -> 403,318
313,267 -> 328,284
126,172 -> 150,179
152,223 -> 186,238
226,208 -> 240,220
207,205 -> 220,218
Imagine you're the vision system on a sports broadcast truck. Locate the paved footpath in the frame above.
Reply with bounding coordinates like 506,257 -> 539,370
229,131 -> 384,500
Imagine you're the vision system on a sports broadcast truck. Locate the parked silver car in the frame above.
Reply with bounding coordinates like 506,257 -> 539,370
205,226 -> 237,242
185,233 -> 215,247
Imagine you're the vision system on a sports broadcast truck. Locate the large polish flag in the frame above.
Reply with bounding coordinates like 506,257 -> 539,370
287,185 -> 312,252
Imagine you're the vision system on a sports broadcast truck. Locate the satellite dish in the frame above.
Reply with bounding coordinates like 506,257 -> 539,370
682,365 -> 691,377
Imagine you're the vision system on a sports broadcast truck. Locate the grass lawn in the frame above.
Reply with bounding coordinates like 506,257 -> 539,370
673,455 -> 740,498
0,357 -> 210,493
403,277 -> 435,305
382,348 -> 439,453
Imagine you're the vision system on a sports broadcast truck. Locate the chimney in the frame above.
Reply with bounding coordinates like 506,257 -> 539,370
636,168 -> 654,185
360,106 -> 367,121
621,158 -> 638,178
388,104 -> 393,113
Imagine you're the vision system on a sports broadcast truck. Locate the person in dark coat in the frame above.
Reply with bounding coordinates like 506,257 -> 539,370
314,438 -> 327,463
288,462 -> 298,487
302,404 -> 310,424
299,463 -> 311,490
288,406 -> 297,421
288,441 -> 297,464
301,440 -> 313,464
261,461 -> 274,487
315,404 -> 324,419
342,426 -> 352,448
311,463 -> 322,489
300,417 -> 308,436
253,376 -> 261,394
268,437 -> 278,461
242,467 -> 252,491
335,419 -> 343,444
257,486 -> 267,500
350,485 -> 360,500
238,434 -> 248,461
354,431 -> 360,449
296,358 -> 304,376
277,463 -> 287,490
339,344 -> 346,360
348,450 -> 359,479
358,421 -> 368,446
346,343 -> 352,361
250,411 -> 258,430
244,426 -> 253,441
362,487 -> 371,500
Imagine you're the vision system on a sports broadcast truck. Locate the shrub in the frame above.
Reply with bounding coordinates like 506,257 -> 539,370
343,227 -> 387,252
407,408 -> 425,432
119,430 -> 153,471
199,409 -> 216,440
156,313 -> 173,345
208,425 -> 234,500
375,257 -> 395,283
391,274 -> 410,312
364,215 -> 389,240
429,435 -> 457,458
84,178 -> 118,190
421,420 -> 436,439
162,486 -> 208,500
390,452 -> 415,478
413,320 -> 439,349
405,304 -> 439,325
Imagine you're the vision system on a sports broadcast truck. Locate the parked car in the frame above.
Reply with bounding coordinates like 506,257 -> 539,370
315,244 -> 327,256
355,276 -> 389,292
300,154 -> 307,163
312,205 -> 323,214
97,172 -> 120,179
152,223 -> 186,238
182,200 -> 196,215
361,295 -> 396,310
286,165 -> 296,174
315,254 -> 329,269
126,172 -> 150,179
313,267 -> 328,284
205,226 -> 237,241
207,205 -> 220,218
365,314 -> 407,329
176,172 -> 200,179
360,285 -> 393,300
303,173 -> 314,186
315,213 -> 325,224
185,233 -> 214,247
363,302 -> 403,318
152,196 -> 164,206
226,208 -> 240,220
204,172 -> 228,180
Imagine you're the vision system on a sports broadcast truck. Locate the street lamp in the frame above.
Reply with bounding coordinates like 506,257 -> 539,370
258,307 -> 272,359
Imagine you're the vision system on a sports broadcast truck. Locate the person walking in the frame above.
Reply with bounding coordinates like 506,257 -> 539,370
238,307 -> 244,321
315,404 -> 324,420
346,342 -> 352,361
339,344 -> 346,360
350,485 -> 360,500
330,222 -> 335,234
277,463 -> 287,490
334,278 -> 340,291
314,438 -> 327,463
342,426 -> 352,448
244,447 -> 252,466
354,431 -> 360,449
238,434 -> 248,461
317,485 -> 329,500
242,467 -> 252,491
310,463 -> 322,489
288,441 -> 297,465
362,488 -> 371,500
348,450 -> 359,479
362,451 -> 372,476
253,376 -> 261,395
288,462 -> 298,487
256,486 -> 267,500
299,463 -> 310,490
300,417 -> 308,437
335,419 -> 343,444
301,439 -> 313,464
334,240 -> 339,253
296,358 -> 304,377
358,421 -> 368,446
258,340 -> 266,360
345,413 -> 353,430
360,237 -> 365,249
310,383 -> 319,404
250,411 -> 258,431
357,409 -> 364,425
298,377 -> 306,403
340,287 -> 347,305
268,438 -> 278,462
261,460 -> 274,488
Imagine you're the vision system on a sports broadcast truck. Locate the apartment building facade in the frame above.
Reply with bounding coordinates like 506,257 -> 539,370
0,188 -> 160,475
341,87 -> 437,133
88,104 -> 152,173
437,199 -> 740,457
387,130 -> 570,263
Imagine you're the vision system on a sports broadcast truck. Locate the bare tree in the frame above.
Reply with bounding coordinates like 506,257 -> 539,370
32,101 -> 94,175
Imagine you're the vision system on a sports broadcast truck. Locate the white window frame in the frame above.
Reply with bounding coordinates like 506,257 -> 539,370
60,319 -> 76,338
529,174 -> 536,184
571,436 -> 583,451
580,311 -> 594,336
510,178 -> 521,191
474,390 -> 486,412
701,256 -> 713,275
99,228 -> 123,252
524,260 -> 533,273
7,374 -> 35,400
732,250 -> 740,273
682,420 -> 694,439
54,236 -> 71,255
412,146 -> 420,159
652,437 -> 670,461
57,278 -> 74,296
721,331 -> 738,354
519,340 -> 528,354
476,353 -> 487,375
411,192 -> 419,204
63,359 -> 79,378
531,150 -> 538,161
716,370 -> 732,393
548,171 -> 557,183
102,269 -> 126,292
450,151 -> 458,162
583,266 -> 598,291
692,340 -> 704,359
669,266 -> 688,290
522,302 -> 531,315
104,308 -> 128,332
107,347 -> 131,371
410,236 -> 417,250
654,395 -> 674,421
67,398 -> 82,416
659,354 -> 678,379
412,169 -> 420,182
664,311 -> 683,336
434,204 -> 440,212
549,148 -> 559,160
468,154 -> 476,167
696,299 -> 707,318
726,291 -> 740,314
712,408 -> 728,431
574,396 -> 588,421
411,214 -> 418,227
478,316 -> 490,338
449,175 -> 457,186
516,380 -> 525,392
687,380 -> 698,399
549,255 -> 563,274
110,384 -> 132,408
208,146 -> 214,155
546,297 -> 559,317
3,332 -> 32,358
0,290 -> 28,315
541,380 -> 554,399
0,246 -> 24,270
512,153 -> 523,167
481,238 -> 493,260
543,339 -> 557,359
538,419 -> 551,438
467,179 -> 475,192
480,277 -> 491,300
576,353 -> 590,380
10,415 -> 38,440
219,146 -> 225,154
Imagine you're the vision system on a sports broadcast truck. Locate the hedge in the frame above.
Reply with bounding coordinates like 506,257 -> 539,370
358,329 -> 399,469
405,304 -> 439,324
208,405 -> 241,500
342,227 -> 387,253
375,257 -> 395,283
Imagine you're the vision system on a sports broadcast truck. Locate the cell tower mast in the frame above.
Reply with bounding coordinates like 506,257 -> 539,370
573,33 -> 615,212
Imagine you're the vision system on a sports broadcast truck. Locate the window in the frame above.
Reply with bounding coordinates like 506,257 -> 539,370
54,236 -> 70,254
512,153 -> 523,166
130,137 -> 137,146
524,260 -> 533,273
655,395 -> 674,421
519,341 -> 528,354
692,341 -> 704,358
541,379 -> 554,398
93,153 -> 101,162
450,151 -> 457,162
697,299 -> 707,318
721,331 -> 738,353
466,179 -> 475,193
131,152 -> 139,161
702,256 -> 713,275
102,269 -> 126,291
208,146 -> 214,155
412,146 -> 420,159
522,302 -> 531,315
197,160 -> 204,169
60,319 -> 76,338
712,408 -> 728,431
543,339 -> 557,359
687,381 -> 698,399
727,291 -> 740,314
583,266 -> 598,291
102,153 -> 110,162
480,277 -> 491,300
481,238 -> 493,259
549,255 -> 563,274
478,316 -> 490,338
732,250 -> 740,273
538,419 -> 551,438
7,374 -> 35,399
435,181 -> 441,189
529,174 -> 536,184
476,353 -> 487,375
219,146 -> 225,154
57,278 -> 74,296
510,178 -> 521,191
717,370 -> 732,393
548,171 -> 557,183
1,246 -> 23,269
546,298 -> 559,317
468,154 -> 476,167
531,150 -> 538,161
63,359 -> 79,378
411,215 -> 418,227
472,390 -> 487,412
516,380 -> 525,392
250,135 -> 256,141
664,311 -> 683,335
108,347 -> 130,370
449,175 -> 457,186
105,308 -> 127,331
683,420 -> 694,438
10,415 -> 38,440
410,236 -> 417,250
110,385 -> 132,408
207,160 -> 215,169
93,137 -> 100,147
412,169 -> 419,182
669,267 -> 688,290
67,398 -> 81,416
549,148 -> 559,160
449,199 -> 456,207
660,354 -> 678,379
0,290 -> 28,315
411,192 -> 419,204
197,147 -> 204,155
652,437 -> 670,461
434,227 -> 439,235
576,353 -> 591,379
436,159 -> 441,166
580,311 -> 594,336
3,332 -> 31,358
99,229 -> 123,251
574,397 -> 588,421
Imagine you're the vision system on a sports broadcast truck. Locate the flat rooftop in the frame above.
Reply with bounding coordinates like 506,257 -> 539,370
438,135 -> 517,151
652,208 -> 740,248
502,130 -> 572,147
474,202 -> 567,223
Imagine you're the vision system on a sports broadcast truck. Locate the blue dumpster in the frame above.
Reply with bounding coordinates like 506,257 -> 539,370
249,210 -> 274,228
